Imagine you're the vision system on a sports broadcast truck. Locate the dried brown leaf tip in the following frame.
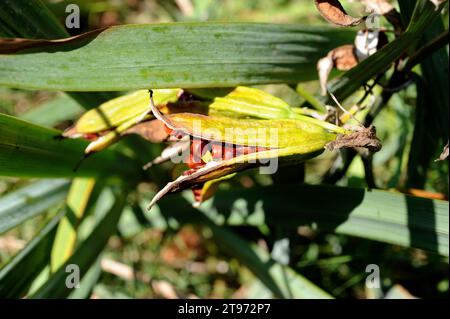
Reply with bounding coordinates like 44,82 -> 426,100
315,0 -> 363,26
362,0 -> 395,15
330,45 -> 359,70
122,119 -> 170,143
435,142 -> 449,162
362,0 -> 403,31
318,44 -> 359,95
325,125 -> 382,152
0,28 -> 107,54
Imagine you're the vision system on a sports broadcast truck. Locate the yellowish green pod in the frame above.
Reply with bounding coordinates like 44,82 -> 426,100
147,94 -> 339,209
167,113 -> 336,150
68,86 -> 347,156
75,89 -> 182,133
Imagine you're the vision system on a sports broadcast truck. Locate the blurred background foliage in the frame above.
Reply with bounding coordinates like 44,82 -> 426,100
0,0 -> 448,299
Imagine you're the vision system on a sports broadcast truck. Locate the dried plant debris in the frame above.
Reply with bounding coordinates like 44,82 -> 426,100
315,0 -> 363,26
143,141 -> 190,170
324,105 -> 339,124
318,29 -> 387,95
330,44 -> 360,70
325,125 -> 382,152
430,0 -> 447,10
0,28 -> 107,54
362,0 -> 395,14
123,119 -> 170,143
435,142 -> 449,162
362,0 -> 403,31
318,44 -> 359,95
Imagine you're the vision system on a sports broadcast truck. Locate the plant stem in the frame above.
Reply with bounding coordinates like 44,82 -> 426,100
402,29 -> 449,73
296,84 -> 326,112
291,106 -> 325,118
293,113 -> 350,135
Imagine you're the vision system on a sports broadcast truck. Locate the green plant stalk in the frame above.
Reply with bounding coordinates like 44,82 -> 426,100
402,29 -> 450,73
291,113 -> 349,134
296,84 -> 326,112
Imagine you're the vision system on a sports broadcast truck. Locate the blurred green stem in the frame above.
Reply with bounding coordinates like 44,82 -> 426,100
296,84 -> 326,112
402,29 -> 450,73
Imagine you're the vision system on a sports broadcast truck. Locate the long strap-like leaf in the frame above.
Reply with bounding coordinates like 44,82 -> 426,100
153,184 -> 449,256
0,23 -> 354,91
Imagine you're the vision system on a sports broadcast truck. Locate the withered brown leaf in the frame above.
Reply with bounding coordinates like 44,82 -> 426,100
314,0 -> 363,26
317,44 -> 359,95
0,28 -> 106,54
325,125 -> 382,152
123,119 -> 170,143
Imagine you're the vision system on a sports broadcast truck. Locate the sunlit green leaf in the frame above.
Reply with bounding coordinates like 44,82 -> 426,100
0,179 -> 69,234
152,184 -> 449,256
51,178 -> 96,271
31,188 -> 126,298
0,213 -> 62,298
0,113 -> 138,178
0,23 -> 354,91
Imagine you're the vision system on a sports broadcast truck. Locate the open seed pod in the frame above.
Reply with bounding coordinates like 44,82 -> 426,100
146,92 -> 338,209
